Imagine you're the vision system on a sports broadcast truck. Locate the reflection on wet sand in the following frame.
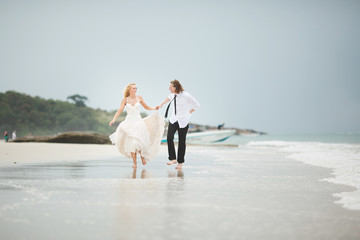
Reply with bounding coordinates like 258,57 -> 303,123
166,169 -> 185,197
131,168 -> 150,179
129,168 -> 184,179
168,169 -> 184,179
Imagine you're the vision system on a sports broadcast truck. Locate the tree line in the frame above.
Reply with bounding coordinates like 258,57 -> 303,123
0,91 -> 139,138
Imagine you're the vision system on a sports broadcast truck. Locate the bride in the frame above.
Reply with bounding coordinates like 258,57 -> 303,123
109,83 -> 164,168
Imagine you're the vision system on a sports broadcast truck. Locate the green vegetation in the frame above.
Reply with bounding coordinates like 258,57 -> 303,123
0,91 -> 140,137
67,94 -> 88,107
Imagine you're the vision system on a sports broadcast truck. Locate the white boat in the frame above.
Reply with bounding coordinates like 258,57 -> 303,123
161,129 -> 236,144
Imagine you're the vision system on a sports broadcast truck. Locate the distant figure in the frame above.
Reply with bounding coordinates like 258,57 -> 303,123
12,130 -> 17,140
218,123 -> 225,130
109,83 -> 165,168
156,79 -> 200,170
4,131 -> 8,143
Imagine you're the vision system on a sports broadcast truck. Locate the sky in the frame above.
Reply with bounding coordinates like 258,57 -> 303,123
1,0 -> 360,134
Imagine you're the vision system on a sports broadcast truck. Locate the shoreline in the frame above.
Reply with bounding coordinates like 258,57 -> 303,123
0,143 -> 360,240
0,141 -> 238,166
1,142 -> 360,240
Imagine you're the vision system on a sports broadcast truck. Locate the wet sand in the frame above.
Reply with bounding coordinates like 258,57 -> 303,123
1,142 -> 360,240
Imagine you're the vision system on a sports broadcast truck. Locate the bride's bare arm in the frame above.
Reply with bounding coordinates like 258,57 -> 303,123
109,98 -> 126,126
139,96 -> 156,110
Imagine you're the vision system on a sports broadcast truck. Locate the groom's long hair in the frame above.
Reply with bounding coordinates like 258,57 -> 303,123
171,79 -> 184,94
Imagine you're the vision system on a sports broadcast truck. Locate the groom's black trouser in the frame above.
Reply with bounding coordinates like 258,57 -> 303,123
167,121 -> 189,164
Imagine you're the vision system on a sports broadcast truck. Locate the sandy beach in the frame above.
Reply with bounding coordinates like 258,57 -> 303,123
1,141 -> 360,240
0,142 -> 120,165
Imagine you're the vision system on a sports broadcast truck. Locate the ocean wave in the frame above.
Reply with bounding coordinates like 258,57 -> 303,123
247,140 -> 360,211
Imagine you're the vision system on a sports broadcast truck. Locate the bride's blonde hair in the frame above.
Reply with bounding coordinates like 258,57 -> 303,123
124,83 -> 136,98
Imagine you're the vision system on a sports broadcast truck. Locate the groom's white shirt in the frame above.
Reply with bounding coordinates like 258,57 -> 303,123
168,91 -> 200,128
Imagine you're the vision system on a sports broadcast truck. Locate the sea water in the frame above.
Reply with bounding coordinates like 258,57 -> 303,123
228,133 -> 360,210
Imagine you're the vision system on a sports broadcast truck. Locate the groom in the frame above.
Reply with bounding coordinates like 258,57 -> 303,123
157,80 -> 200,169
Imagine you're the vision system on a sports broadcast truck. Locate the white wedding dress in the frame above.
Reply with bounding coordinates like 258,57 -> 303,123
109,102 -> 165,161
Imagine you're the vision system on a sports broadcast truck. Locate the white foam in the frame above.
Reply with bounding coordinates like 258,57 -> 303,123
248,140 -> 360,210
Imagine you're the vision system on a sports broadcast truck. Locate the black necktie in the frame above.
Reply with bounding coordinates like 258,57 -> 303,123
165,95 -> 177,118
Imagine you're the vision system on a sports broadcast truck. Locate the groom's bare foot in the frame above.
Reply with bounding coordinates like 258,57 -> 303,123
141,156 -> 147,165
175,163 -> 183,169
167,160 -> 177,165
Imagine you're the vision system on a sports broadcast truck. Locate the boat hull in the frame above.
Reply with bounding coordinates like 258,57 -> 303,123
161,129 -> 236,144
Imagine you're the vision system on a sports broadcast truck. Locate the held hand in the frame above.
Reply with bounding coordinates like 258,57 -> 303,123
155,105 -> 160,110
109,120 -> 115,126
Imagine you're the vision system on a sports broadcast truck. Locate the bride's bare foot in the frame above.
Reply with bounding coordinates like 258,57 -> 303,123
141,156 -> 147,165
175,163 -> 183,169
167,160 -> 177,165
